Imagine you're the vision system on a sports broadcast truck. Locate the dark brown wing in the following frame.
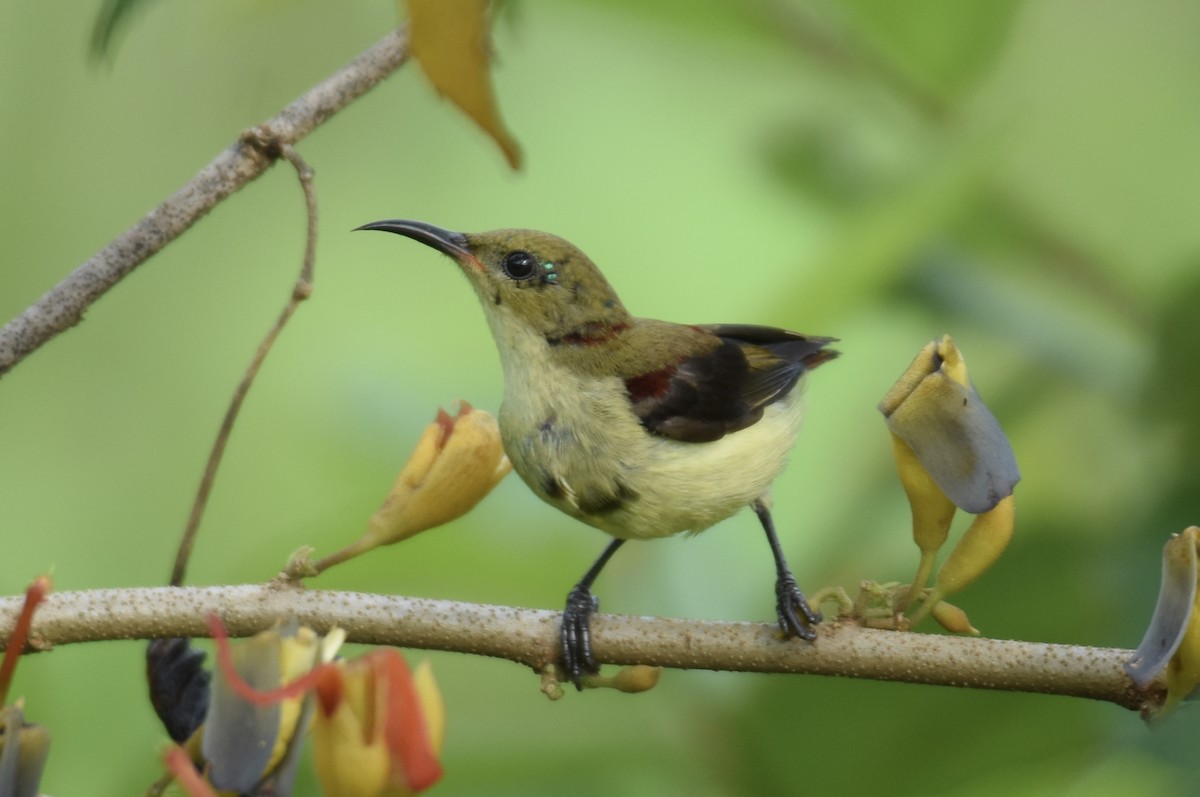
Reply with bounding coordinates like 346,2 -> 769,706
624,325 -> 838,443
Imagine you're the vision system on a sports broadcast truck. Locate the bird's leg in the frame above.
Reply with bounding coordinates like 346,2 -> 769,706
753,499 -> 821,641
561,538 -> 626,689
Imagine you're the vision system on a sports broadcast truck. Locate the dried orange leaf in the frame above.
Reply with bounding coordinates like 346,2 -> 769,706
406,0 -> 523,170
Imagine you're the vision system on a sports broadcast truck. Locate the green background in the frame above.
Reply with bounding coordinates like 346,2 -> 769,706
3,0 -> 1200,794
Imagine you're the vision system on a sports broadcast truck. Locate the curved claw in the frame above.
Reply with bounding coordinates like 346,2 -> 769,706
561,584 -> 601,689
776,574 -> 821,641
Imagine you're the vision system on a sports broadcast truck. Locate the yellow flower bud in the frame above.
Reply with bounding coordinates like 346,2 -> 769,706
1126,527 -> 1200,720
312,669 -> 390,797
610,666 -> 663,693
311,651 -> 444,797
367,401 -> 512,546
881,337 -> 1020,621
310,402 -> 512,576
890,432 -> 956,610
929,494 -> 1015,602
930,600 -> 980,636
890,434 -> 957,557
879,335 -> 1019,515
200,617 -> 442,795
577,665 -> 663,694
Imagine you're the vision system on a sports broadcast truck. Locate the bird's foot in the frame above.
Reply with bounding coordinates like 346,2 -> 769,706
561,583 -> 601,690
776,573 -> 821,641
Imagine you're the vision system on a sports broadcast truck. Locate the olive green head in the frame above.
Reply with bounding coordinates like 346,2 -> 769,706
357,220 -> 629,342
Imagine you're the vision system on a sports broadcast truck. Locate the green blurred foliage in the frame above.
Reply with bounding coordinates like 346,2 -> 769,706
2,0 -> 1200,794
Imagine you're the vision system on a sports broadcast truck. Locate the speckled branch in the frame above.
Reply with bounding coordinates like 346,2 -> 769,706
0,583 -> 1159,714
0,27 -> 409,377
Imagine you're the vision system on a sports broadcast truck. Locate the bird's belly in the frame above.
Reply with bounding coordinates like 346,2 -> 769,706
502,391 -> 804,540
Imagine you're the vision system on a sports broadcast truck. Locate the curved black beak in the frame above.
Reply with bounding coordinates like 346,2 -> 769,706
354,219 -> 473,261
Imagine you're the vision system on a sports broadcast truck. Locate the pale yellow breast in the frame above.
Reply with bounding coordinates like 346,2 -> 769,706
486,308 -> 807,540
501,358 -> 805,540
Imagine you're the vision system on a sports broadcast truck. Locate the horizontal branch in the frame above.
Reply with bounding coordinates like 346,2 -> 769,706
0,584 -> 1158,713
0,27 -> 410,377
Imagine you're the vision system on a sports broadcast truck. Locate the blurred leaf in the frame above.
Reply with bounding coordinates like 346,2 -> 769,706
90,0 -> 156,60
1144,266 -> 1200,437
912,254 -> 1147,400
761,112 -> 926,208
779,136 -> 994,326
1143,267 -> 1200,558
405,0 -> 523,170
842,0 -> 1025,98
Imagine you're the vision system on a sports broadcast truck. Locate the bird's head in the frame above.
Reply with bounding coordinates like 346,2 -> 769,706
357,220 -> 629,346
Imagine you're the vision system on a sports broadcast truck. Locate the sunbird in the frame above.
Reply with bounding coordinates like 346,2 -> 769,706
359,220 -> 838,687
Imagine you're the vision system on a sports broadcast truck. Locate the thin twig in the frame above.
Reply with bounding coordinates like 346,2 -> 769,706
169,142 -> 318,587
0,27 -> 409,378
0,584 -> 1161,715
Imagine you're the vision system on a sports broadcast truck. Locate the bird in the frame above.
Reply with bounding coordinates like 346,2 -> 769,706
357,219 -> 838,688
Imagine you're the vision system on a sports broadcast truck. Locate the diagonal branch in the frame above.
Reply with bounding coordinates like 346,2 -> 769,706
0,27 -> 410,378
0,583 -> 1159,714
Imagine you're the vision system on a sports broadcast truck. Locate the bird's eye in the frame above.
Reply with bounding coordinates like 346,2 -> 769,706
502,250 -> 539,281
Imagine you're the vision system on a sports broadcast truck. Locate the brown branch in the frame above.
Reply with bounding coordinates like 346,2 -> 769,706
0,584 -> 1159,714
0,27 -> 409,378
